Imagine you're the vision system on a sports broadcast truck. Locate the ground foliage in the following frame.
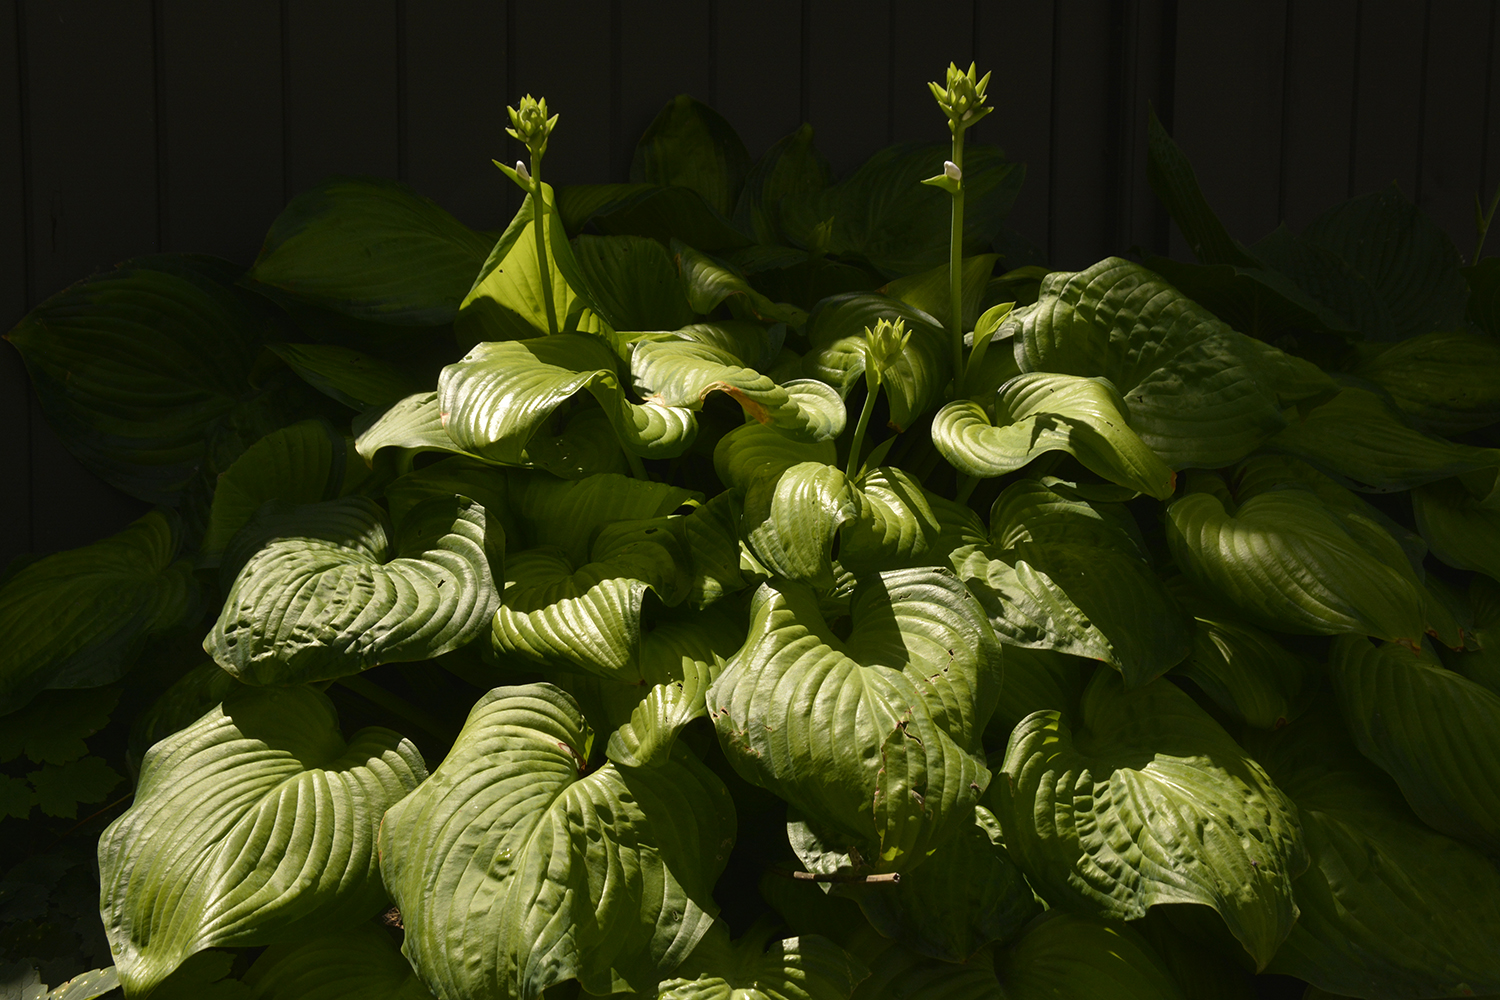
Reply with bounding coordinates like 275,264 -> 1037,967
3,66 -> 1500,1000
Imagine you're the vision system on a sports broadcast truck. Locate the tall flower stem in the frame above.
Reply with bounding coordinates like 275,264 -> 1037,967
847,383 -> 880,481
947,128 -> 967,397
528,158 -> 560,336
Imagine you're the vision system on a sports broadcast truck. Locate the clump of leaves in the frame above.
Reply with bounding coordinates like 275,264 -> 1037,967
3,60 -> 1500,1000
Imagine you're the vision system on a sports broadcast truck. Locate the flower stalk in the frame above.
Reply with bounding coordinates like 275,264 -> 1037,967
849,319 -> 911,479
505,95 -> 561,335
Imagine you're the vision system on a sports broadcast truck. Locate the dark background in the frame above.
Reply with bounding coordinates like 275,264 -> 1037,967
3,0 -> 1498,573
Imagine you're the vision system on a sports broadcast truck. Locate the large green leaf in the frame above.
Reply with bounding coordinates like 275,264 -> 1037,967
1352,330 -> 1500,434
248,176 -> 490,325
674,243 -> 809,328
1267,383 -> 1500,492
1165,474 -> 1426,643
438,333 -> 697,461
266,342 -> 424,411
1252,709 -> 1500,998
882,255 -> 999,334
992,670 -> 1307,969
708,568 -> 1000,874
713,421 -> 837,491
1330,634 -> 1500,854
931,373 -> 1176,498
353,391 -> 481,468
243,923 -> 433,1000
802,294 -> 949,431
379,683 -> 734,1000
994,911 -> 1186,1000
0,510 -> 199,714
502,470 -> 697,564
836,467 -> 987,576
656,922 -> 867,1000
1013,258 -> 1337,468
1172,605 -> 1311,730
846,935 -> 1000,1000
99,685 -> 426,997
1413,475 -> 1500,581
6,260 -> 271,503
953,480 -> 1190,687
557,183 -> 751,253
733,124 -> 832,245
837,805 -> 1037,963
631,95 -> 752,219
1144,109 -> 1258,269
1468,256 -> 1500,336
742,461 -> 859,591
571,235 -> 696,332
208,494 -> 502,684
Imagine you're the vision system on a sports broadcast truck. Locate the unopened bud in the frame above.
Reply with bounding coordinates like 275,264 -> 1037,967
863,318 -> 913,388
944,160 -> 962,182
515,160 -> 531,183
506,94 -> 559,158
928,62 -> 993,132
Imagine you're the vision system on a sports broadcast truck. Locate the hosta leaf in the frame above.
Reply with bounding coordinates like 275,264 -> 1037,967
1144,108 -> 1258,269
1330,634 -> 1500,853
1252,709 -> 1500,998
994,911 -> 1186,1000
987,646 -> 1088,739
1352,330 -> 1500,434
503,470 -> 696,564
675,242 -> 808,327
1469,256 -> 1500,336
837,467 -> 986,576
522,405 -> 630,480
558,183 -> 751,252
382,457 -> 516,541
354,391 -> 481,467
631,95 -> 752,219
266,342 -> 424,410
882,255 -> 999,334
44,968 -> 123,1000
571,235 -> 696,332
743,462 -> 859,591
200,419 -> 369,567
5,260 -> 271,503
847,936 -> 1000,1000
658,922 -> 867,1000
708,568 -> 1000,874
837,805 -> 1037,963
733,124 -> 832,245
99,685 -> 426,997
713,421 -> 837,491
1413,475 -> 1500,581
802,294 -> 949,431
992,670 -> 1307,969
127,663 -> 242,777
380,683 -> 734,1000
1014,258 -> 1337,468
953,480 -> 1190,687
1169,585 -> 1312,729
1165,476 -> 1426,643
0,510 -> 198,714
243,923 -> 434,1000
438,333 -> 697,461
1268,383 -> 1500,492
931,373 -> 1176,498
248,176 -> 490,325
208,494 -> 502,684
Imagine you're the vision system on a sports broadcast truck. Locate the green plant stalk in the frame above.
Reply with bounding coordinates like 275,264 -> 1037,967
948,127 -> 967,397
625,448 -> 651,482
847,380 -> 881,480
529,156 -> 560,336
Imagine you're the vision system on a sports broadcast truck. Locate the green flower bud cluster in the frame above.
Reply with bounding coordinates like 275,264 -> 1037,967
863,317 -> 912,390
506,94 -> 559,159
928,62 -> 993,134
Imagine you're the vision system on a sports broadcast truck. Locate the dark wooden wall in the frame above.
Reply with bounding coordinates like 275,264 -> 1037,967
4,0 -> 1499,570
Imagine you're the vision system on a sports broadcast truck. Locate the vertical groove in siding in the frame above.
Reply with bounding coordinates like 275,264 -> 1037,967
278,0 -> 291,206
151,0 -> 166,252
9,0 -> 34,555
1482,0 -> 1497,205
1347,0 -> 1363,200
1045,1 -> 1061,263
395,0 -> 407,184
1413,0 -> 1433,205
798,0 -> 811,127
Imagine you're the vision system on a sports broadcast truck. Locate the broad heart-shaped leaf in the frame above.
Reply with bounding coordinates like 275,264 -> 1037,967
247,176 -> 490,325
199,419 -> 370,567
99,685 -> 426,997
882,254 -> 999,334
674,242 -> 809,328
1330,635 -> 1500,854
243,923 -> 434,999
931,373 -> 1176,499
501,470 -> 696,564
6,259 -> 272,503
438,333 -> 697,461
732,123 -> 832,245
207,494 -> 502,685
1013,258 -> 1337,468
992,670 -> 1307,970
557,183 -> 751,253
1165,476 -> 1426,644
802,294 -> 950,432
1414,475 -> 1500,581
1145,108 -> 1259,269
778,142 -> 1023,278
1250,708 -> 1500,998
836,467 -> 987,576
846,934 -> 1001,1000
0,510 -> 198,714
354,391 -> 484,469
380,683 -> 735,1000
631,94 -> 752,219
571,235 -> 696,332
459,183 -> 596,342
836,805 -> 1037,963
953,480 -> 1190,687
995,911 -> 1186,1000
1170,596 -> 1311,730
266,342 -> 424,410
630,324 -> 845,443
1267,383 -> 1500,492
1352,330 -> 1500,434
707,568 -> 1000,875
657,922 -> 868,1000
713,421 -> 837,491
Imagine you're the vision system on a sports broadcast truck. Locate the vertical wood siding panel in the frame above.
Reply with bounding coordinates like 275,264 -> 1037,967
284,1 -> 400,197
1047,3 -> 1114,269
806,0 -> 891,179
22,0 -> 154,556
403,1 -> 510,230
714,0 -> 801,159
1351,2 -> 1426,197
1418,0 -> 1492,252
158,1 -> 282,263
889,0 -> 974,145
618,3 -> 712,180
1117,0 -> 1177,258
1486,2 -> 1500,215
1278,0 -> 1358,231
510,1 -> 611,186
980,1 -> 1054,261
1168,1 -> 1287,258
1,0 -> 30,566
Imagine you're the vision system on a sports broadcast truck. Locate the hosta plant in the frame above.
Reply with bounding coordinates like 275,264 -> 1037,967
4,60 -> 1500,1000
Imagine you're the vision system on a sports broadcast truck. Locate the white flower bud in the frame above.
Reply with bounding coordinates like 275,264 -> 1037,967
944,160 -> 962,182
516,160 -> 532,183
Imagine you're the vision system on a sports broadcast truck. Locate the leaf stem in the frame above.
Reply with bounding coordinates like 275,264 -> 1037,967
336,675 -> 456,745
948,127 -> 967,397
847,383 -> 880,480
1474,182 -> 1500,265
625,449 -> 651,482
955,473 -> 981,506
530,157 -> 560,336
